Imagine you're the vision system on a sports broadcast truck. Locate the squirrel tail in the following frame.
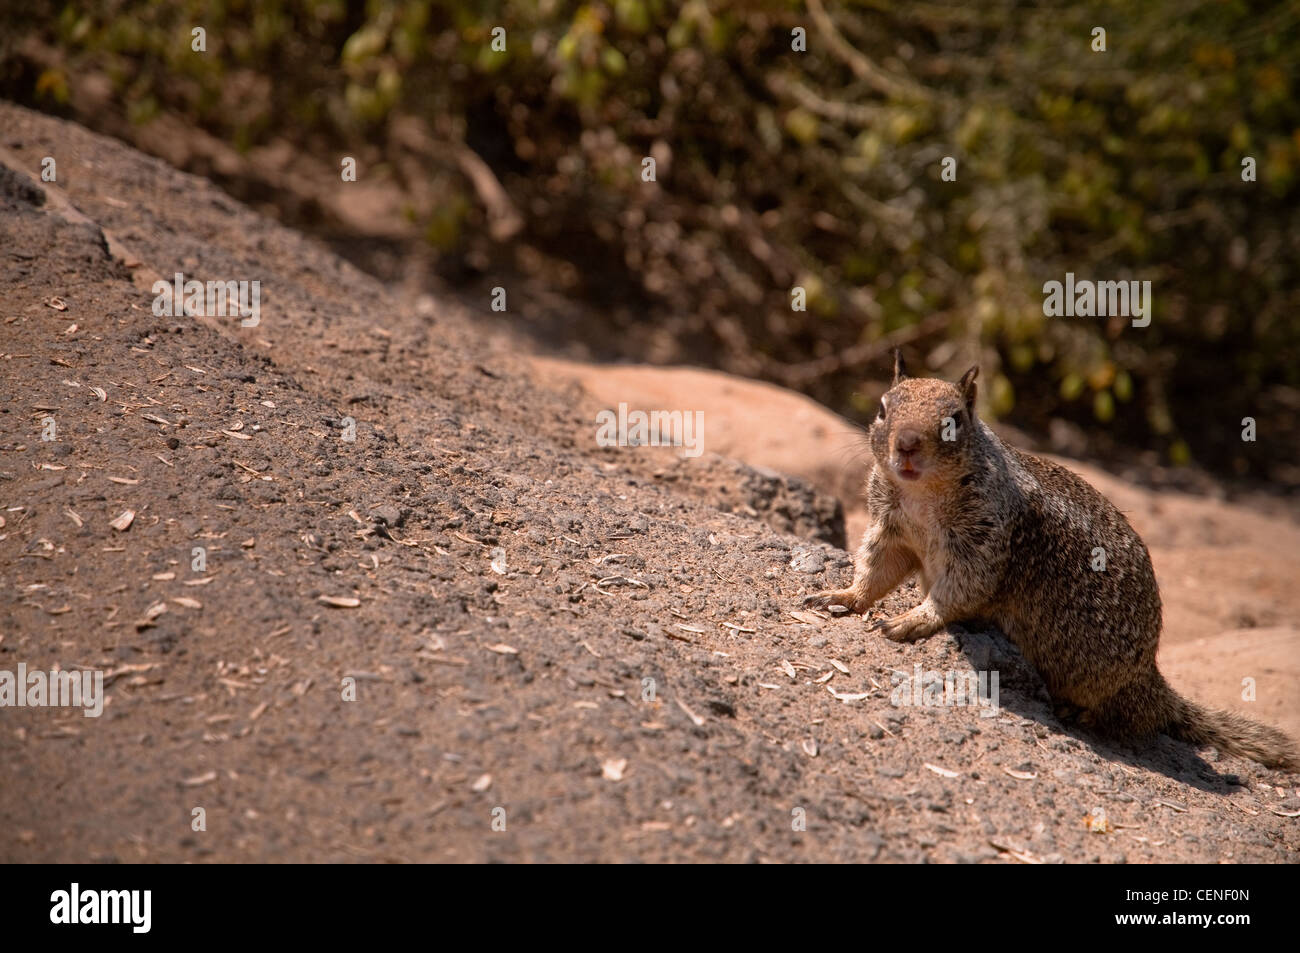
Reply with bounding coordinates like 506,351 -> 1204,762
1163,683 -> 1300,771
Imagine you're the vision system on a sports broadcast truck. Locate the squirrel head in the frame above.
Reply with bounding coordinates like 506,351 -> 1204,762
869,351 -> 980,490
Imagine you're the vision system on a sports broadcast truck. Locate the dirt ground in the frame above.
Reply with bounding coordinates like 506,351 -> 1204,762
1,102 -> 1297,863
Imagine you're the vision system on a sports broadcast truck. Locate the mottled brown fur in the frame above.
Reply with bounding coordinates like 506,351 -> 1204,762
807,353 -> 1299,771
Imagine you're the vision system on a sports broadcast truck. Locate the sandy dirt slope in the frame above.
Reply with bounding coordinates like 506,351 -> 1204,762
1,102 -> 1297,863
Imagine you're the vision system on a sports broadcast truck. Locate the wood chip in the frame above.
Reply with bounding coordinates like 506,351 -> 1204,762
183,576 -> 215,586
46,296 -> 68,311
171,597 -> 202,610
109,509 -> 136,531
989,840 -> 1042,864
64,508 -> 83,528
925,762 -> 960,778
829,659 -> 850,674
108,476 -> 139,485
249,702 -> 269,721
779,659 -> 797,679
318,595 -> 360,608
485,643 -> 518,655
675,698 -> 705,727
802,739 -> 819,757
103,662 -> 157,685
601,758 -> 628,782
471,773 -> 492,792
90,386 -> 107,402
181,770 -> 218,787
1002,766 -> 1038,780
221,429 -> 252,440
787,609 -> 825,625
134,601 -> 167,631
827,686 -> 870,702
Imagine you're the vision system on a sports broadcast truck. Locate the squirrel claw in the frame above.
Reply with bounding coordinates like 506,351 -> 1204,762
804,589 -> 861,612
872,611 -> 937,643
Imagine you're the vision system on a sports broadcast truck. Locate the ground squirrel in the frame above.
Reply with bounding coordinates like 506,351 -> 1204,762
807,353 -> 1299,771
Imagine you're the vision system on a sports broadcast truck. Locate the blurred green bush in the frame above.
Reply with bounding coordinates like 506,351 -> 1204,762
5,0 -> 1298,483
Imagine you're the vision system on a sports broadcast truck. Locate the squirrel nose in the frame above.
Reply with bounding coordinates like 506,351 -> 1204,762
895,429 -> 922,454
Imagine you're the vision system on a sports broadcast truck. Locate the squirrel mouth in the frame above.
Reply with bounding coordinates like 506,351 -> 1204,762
895,461 -> 923,481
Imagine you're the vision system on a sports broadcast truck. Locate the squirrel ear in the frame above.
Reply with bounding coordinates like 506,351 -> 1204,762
958,365 -> 979,413
892,349 -> 908,384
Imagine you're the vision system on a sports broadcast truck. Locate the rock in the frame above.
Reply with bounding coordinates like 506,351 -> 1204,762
371,504 -> 405,528
789,546 -> 826,574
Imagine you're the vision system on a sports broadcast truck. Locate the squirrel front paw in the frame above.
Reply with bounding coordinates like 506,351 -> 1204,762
803,589 -> 867,614
870,607 -> 942,643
